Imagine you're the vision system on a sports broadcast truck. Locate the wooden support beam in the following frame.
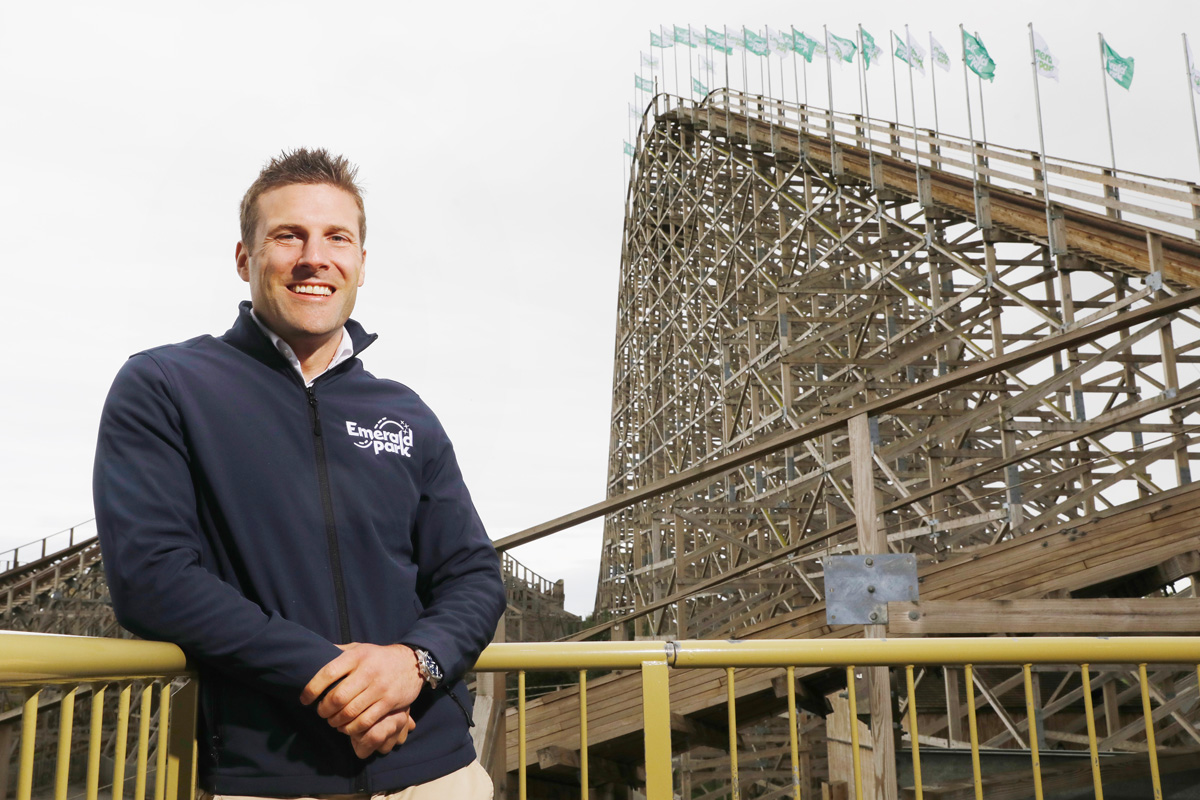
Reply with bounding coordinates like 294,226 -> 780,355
888,598 -> 1200,634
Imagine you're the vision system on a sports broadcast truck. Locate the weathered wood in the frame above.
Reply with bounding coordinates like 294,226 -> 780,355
888,598 -> 1200,634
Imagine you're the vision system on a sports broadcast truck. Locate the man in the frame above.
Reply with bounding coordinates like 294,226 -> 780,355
94,148 -> 506,798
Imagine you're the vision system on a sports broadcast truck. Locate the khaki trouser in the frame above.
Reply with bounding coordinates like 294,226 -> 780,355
198,759 -> 493,800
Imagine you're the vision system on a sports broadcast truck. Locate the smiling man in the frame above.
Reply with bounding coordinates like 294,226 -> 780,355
94,149 -> 505,799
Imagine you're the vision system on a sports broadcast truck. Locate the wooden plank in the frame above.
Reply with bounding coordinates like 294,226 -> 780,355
888,598 -> 1200,634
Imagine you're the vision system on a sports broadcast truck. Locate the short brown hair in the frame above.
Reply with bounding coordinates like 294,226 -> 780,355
239,148 -> 366,246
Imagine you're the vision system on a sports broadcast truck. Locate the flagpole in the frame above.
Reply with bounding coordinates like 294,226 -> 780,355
672,26 -> 679,96
905,24 -> 920,168
1185,33 -> 1200,177
890,30 -> 900,124
742,27 -> 749,96
824,25 -> 835,137
859,25 -> 873,152
1098,33 -> 1118,170
930,32 -> 941,139
975,31 -> 989,149
1029,23 -> 1056,256
687,26 -> 694,100
724,26 -> 730,92
960,24 -> 981,187
792,26 -> 802,112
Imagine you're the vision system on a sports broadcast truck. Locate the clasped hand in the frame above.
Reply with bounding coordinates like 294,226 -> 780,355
301,643 -> 423,759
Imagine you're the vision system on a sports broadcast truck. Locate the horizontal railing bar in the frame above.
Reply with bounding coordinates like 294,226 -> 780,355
0,632 -> 190,683
472,637 -> 1200,672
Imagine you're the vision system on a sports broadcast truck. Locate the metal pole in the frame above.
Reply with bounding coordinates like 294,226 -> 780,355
905,24 -> 921,168
890,29 -> 900,123
687,26 -> 694,98
824,25 -> 835,137
960,24 -> 980,187
792,26 -> 802,112
975,31 -> 988,147
724,25 -> 730,92
672,27 -> 679,96
930,32 -> 941,138
1029,23 -> 1057,257
1184,33 -> 1200,178
1099,33 -> 1118,171
859,25 -> 873,144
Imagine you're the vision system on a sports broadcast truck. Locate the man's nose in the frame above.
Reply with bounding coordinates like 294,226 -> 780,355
299,237 -> 332,269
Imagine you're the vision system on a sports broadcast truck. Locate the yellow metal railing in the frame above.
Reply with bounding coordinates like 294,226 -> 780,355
474,637 -> 1200,800
5,633 -> 1200,800
0,632 -> 193,800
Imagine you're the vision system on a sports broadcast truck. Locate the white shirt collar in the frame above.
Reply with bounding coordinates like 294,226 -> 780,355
249,309 -> 356,388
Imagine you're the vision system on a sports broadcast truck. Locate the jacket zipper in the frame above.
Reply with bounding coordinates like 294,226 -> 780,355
305,384 -> 367,792
444,685 -> 475,727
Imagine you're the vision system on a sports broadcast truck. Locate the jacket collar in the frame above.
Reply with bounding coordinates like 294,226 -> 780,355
223,301 -> 378,372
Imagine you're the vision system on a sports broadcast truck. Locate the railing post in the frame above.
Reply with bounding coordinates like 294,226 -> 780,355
165,679 -> 198,800
641,660 -> 673,800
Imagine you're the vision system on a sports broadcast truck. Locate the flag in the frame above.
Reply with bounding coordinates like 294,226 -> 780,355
893,32 -> 920,73
1189,41 -> 1200,95
862,28 -> 882,69
629,102 -> 640,118
641,51 -> 659,68
1032,30 -> 1059,81
767,26 -> 794,55
744,27 -> 770,56
690,25 -> 706,47
905,31 -> 927,76
699,52 -> 714,71
963,30 -> 996,82
930,34 -> 951,73
1102,37 -> 1134,90
706,27 -> 733,55
693,77 -> 708,95
793,30 -> 820,62
624,141 -> 635,157
827,31 -> 857,64
635,74 -> 653,92
675,25 -> 697,47
650,30 -> 672,49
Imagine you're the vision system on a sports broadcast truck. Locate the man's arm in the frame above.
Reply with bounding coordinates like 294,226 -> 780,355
94,354 -> 342,697
302,429 -> 506,751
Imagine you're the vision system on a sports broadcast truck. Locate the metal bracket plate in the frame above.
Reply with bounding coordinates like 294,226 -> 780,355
825,554 -> 918,626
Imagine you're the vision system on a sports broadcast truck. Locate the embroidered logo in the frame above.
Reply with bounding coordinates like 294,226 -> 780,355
345,417 -> 413,457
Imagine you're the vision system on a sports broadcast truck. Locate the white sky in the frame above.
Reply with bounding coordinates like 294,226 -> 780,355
1,1 -> 1197,617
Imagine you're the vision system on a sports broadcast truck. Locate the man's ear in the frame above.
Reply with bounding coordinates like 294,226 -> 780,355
235,241 -> 250,282
358,249 -> 367,287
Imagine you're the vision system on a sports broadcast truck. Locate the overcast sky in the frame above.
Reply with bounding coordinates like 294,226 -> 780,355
1,1 -> 1197,616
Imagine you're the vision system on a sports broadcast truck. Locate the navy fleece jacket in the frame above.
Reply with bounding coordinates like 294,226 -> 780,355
93,303 -> 506,795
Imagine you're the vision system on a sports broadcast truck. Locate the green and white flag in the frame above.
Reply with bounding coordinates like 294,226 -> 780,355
963,30 -> 996,82
793,31 -> 820,62
905,31 -> 926,76
827,31 -> 857,64
1033,30 -> 1059,81
1102,37 -> 1134,89
693,77 -> 708,95
699,52 -> 714,71
744,27 -> 770,57
624,141 -> 635,157
650,30 -> 672,49
893,31 -> 920,74
861,28 -> 882,69
635,74 -> 653,92
706,27 -> 733,55
629,102 -> 640,118
675,25 -> 697,47
767,26 -> 794,56
930,34 -> 951,73
641,51 -> 659,68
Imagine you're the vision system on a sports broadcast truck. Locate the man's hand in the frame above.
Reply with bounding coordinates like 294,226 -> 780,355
300,642 -> 425,757
346,708 -> 417,759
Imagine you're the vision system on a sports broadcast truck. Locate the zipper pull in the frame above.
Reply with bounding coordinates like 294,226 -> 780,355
306,388 -> 322,437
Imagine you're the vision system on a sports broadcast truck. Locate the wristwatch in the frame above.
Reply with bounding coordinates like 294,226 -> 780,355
413,648 -> 443,689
